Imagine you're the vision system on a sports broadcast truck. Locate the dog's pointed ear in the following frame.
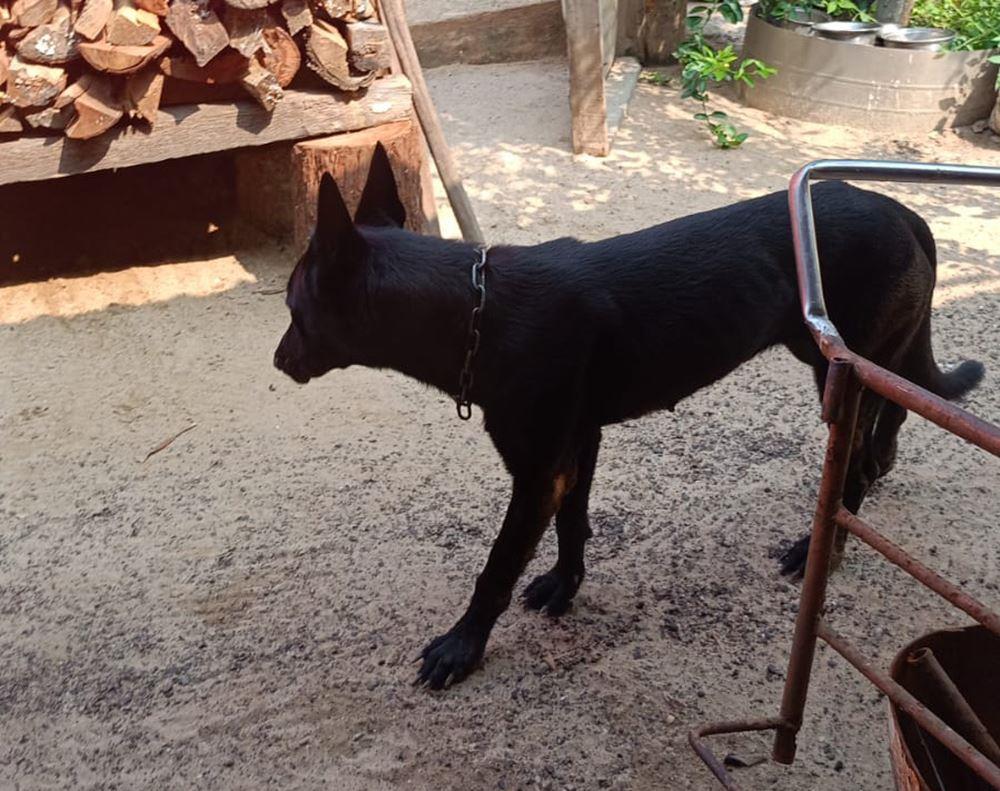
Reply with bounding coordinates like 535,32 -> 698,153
354,143 -> 406,228
315,172 -> 357,250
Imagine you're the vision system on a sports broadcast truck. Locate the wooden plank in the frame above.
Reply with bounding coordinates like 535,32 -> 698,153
564,0 -> 609,156
0,74 -> 413,186
409,1 -> 565,69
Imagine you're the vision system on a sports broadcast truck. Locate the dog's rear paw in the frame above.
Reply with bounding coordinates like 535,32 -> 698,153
414,626 -> 485,690
522,569 -> 578,617
779,535 -> 811,578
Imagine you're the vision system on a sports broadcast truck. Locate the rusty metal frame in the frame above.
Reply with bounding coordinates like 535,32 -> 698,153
689,160 -> 1000,790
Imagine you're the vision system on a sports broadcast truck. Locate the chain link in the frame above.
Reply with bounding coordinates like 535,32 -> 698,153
456,245 -> 488,420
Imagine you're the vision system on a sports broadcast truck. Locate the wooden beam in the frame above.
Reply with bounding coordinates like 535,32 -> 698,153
564,0 -> 609,156
0,74 -> 413,186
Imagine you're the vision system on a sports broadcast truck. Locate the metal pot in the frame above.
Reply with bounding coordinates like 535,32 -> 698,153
777,7 -> 831,36
812,21 -> 881,45
878,27 -> 957,51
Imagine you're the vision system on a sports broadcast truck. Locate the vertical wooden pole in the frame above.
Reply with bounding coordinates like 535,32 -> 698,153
875,0 -> 915,25
564,0 -> 609,156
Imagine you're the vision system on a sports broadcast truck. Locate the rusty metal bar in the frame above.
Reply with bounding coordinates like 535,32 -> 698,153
688,718 -> 786,791
772,359 -> 861,763
690,159 -> 1000,790
817,620 -> 1000,788
835,508 -> 1000,635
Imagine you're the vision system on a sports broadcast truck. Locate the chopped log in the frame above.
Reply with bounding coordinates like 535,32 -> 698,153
352,0 -> 374,19
78,34 -> 169,73
239,58 -> 281,109
5,26 -> 31,42
6,56 -> 67,106
279,0 -> 310,36
222,0 -> 271,10
0,105 -> 24,134
313,0 -> 348,20
23,101 -> 74,128
289,118 -> 428,248
134,0 -> 167,14
106,4 -> 160,46
305,19 -> 373,91
16,5 -> 79,64
125,66 -> 162,122
0,43 -> 9,86
344,21 -> 389,72
260,23 -> 298,87
12,0 -> 57,27
54,72 -> 92,106
164,0 -> 228,67
73,0 -> 112,39
160,50 -> 248,83
65,73 -> 121,138
222,6 -> 266,57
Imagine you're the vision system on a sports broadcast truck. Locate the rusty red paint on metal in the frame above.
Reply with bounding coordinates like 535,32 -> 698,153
688,160 -> 1000,791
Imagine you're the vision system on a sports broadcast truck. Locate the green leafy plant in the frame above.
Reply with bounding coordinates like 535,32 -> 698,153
911,0 -> 1000,51
757,0 -> 875,22
674,0 -> 776,148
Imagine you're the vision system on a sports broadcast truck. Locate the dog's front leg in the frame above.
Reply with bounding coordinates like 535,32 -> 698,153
416,472 -> 572,689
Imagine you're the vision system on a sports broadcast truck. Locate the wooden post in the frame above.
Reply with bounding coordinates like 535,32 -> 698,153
291,117 -> 429,251
616,0 -> 686,65
234,117 -> 430,249
564,0 -> 609,156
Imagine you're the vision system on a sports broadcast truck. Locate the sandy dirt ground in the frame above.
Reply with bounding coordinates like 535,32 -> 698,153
2,60 -> 999,790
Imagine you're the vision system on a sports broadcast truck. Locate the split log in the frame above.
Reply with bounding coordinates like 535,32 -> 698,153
222,6 -> 267,57
6,55 -> 67,106
65,73 -> 122,137
12,0 -> 57,27
134,0 -> 167,15
78,34 -> 169,73
106,4 -> 161,46
260,23 -> 298,86
305,19 -> 372,91
280,0 -> 310,36
344,21 -> 389,72
73,0 -> 112,39
125,66 -> 162,121
16,5 -> 79,64
0,105 -> 24,134
222,0 -> 271,10
54,71 -> 92,106
164,0 -> 228,66
160,50 -> 247,82
0,43 -> 10,86
240,58 -> 281,109
313,0 -> 348,20
23,101 -> 74,128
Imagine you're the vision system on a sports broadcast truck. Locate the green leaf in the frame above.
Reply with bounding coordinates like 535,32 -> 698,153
693,112 -> 709,121
709,110 -> 729,120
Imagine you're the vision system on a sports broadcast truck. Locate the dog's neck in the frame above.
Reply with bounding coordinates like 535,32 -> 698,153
359,228 -> 488,399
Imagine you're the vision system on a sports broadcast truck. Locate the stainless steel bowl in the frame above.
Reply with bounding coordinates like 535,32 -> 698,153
878,27 -> 957,51
812,20 -> 881,45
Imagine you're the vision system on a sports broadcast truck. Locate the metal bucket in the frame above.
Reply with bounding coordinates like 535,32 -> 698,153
879,27 -> 957,51
812,20 -> 881,45
888,626 -> 1000,790
775,7 -> 831,36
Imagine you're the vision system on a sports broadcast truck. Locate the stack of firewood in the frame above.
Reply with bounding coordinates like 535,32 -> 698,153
0,0 -> 391,140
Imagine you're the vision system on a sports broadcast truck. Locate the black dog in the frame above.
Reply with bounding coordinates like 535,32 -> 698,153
274,145 -> 984,689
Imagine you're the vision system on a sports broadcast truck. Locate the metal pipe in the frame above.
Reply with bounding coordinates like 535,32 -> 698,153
772,359 -> 861,763
688,718 -> 786,791
835,508 -> 1000,635
818,620 -> 1000,788
906,647 -> 1000,768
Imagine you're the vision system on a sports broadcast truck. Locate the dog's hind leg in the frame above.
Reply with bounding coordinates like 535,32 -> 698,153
522,428 -> 602,617
780,391 -> 884,577
415,461 -> 578,689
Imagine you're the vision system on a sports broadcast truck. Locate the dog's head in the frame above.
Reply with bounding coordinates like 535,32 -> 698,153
273,143 -> 406,384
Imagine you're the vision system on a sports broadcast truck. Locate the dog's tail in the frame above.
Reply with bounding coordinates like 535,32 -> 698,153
901,214 -> 986,401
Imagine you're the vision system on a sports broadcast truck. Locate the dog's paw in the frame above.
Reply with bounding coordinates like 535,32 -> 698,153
779,534 -> 811,578
522,570 -> 578,617
414,627 -> 485,690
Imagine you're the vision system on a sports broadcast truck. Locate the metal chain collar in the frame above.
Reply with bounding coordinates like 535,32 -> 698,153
456,245 -> 489,420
